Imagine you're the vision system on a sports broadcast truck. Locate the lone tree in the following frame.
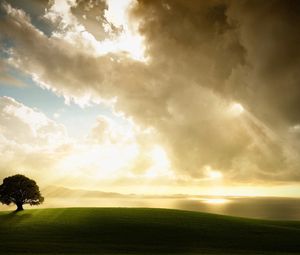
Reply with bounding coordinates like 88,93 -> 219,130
0,174 -> 44,211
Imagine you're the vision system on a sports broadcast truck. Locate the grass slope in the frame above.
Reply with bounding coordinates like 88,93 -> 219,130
0,207 -> 300,255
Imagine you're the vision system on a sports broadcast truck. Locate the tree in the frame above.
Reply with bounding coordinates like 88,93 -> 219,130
0,174 -> 44,211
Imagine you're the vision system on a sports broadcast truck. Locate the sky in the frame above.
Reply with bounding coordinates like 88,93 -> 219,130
0,0 -> 300,197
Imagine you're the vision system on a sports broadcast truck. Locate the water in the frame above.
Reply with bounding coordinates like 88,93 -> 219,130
2,196 -> 299,220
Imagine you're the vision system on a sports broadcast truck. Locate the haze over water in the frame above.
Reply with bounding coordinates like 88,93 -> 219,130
40,197 -> 300,220
2,196 -> 299,221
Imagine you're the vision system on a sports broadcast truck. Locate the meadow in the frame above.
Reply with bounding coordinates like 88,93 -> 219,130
0,208 -> 300,254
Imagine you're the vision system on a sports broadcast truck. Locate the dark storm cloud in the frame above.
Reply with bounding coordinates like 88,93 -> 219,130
227,0 -> 300,125
133,0 -> 300,125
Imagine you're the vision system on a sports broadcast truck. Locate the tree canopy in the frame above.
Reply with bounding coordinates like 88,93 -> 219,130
0,174 -> 44,211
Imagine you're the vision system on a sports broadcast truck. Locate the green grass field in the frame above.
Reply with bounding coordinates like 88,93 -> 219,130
0,208 -> 300,255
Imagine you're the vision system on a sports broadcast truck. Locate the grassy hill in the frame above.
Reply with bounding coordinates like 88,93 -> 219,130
0,208 -> 300,254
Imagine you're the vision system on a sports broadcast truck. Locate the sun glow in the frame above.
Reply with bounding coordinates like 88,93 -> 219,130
204,165 -> 223,180
144,145 -> 173,179
100,0 -> 146,61
57,143 -> 139,179
229,102 -> 244,116
93,32 -> 145,61
202,198 -> 230,204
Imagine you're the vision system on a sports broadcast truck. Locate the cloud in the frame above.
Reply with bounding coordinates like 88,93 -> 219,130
0,96 -> 178,191
227,0 -> 300,125
0,96 -> 71,183
0,61 -> 26,87
0,0 -> 300,185
0,96 -> 68,145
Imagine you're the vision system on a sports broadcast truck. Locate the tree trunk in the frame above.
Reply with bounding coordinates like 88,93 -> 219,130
16,203 -> 24,211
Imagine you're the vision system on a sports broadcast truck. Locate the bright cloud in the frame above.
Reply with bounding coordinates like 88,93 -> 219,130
0,96 -> 178,191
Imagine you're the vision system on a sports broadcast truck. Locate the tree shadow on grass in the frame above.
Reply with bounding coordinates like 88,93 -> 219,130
0,210 -> 33,224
